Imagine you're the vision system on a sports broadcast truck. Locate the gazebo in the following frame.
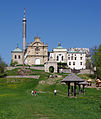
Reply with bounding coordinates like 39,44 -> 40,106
78,81 -> 88,95
62,73 -> 85,97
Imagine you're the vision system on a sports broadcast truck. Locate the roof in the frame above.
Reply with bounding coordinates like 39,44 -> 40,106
56,42 -> 63,49
78,81 -> 88,85
87,79 -> 92,82
67,51 -> 85,54
62,73 -> 84,82
56,46 -> 63,49
11,47 -> 22,53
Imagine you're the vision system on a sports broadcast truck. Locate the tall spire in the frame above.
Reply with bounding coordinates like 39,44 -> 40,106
22,8 -> 27,66
24,8 -> 25,17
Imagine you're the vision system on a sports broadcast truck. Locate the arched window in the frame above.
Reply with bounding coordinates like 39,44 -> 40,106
15,55 -> 17,59
35,58 -> 40,65
57,56 -> 59,61
18,55 -> 20,59
62,56 -> 63,61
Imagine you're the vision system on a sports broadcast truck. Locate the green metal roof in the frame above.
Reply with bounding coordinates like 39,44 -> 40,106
11,47 -> 22,53
56,46 -> 63,49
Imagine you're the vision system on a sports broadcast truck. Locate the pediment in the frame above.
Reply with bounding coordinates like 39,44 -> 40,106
31,41 -> 42,46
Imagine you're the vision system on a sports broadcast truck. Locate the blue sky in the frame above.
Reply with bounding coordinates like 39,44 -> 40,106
0,0 -> 101,65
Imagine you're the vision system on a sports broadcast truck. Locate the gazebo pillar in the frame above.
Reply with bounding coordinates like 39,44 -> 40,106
71,86 -> 73,96
67,82 -> 70,96
83,85 -> 85,95
78,84 -> 81,94
74,82 -> 77,97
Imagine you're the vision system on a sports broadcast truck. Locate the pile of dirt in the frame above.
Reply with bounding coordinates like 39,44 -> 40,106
39,75 -> 62,85
18,69 -> 31,76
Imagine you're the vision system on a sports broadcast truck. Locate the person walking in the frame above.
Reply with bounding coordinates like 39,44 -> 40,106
54,89 -> 57,96
34,89 -> 37,96
31,89 -> 34,96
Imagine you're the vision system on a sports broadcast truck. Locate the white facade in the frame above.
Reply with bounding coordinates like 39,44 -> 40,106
11,47 -> 23,65
49,44 -> 88,70
49,43 -> 67,63
67,51 -> 86,69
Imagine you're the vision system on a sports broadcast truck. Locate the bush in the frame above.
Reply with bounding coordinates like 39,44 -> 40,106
0,56 -> 7,73
10,60 -> 18,66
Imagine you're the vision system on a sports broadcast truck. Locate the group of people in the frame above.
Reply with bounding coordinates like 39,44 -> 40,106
31,89 -> 57,96
31,89 -> 37,96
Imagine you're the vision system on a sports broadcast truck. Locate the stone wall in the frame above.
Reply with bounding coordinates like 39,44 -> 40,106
5,75 -> 40,79
5,66 -> 94,74
80,69 -> 94,74
5,66 -> 44,71
60,69 -> 94,74
59,69 -> 71,73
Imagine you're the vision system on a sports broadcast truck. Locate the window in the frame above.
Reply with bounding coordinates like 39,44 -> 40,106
80,57 -> 82,60
80,62 -> 82,65
69,62 -> 71,65
75,57 -> 76,60
18,55 -> 20,59
28,51 -> 30,54
57,56 -> 59,61
71,56 -> 73,60
73,62 -> 75,65
15,55 -> 17,59
35,47 -> 40,51
68,57 -> 70,60
62,56 -> 63,61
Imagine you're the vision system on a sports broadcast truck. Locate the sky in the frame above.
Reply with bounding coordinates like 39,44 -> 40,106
0,0 -> 101,65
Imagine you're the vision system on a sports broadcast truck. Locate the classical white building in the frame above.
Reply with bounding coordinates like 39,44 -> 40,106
48,44 -> 89,70
49,43 -> 67,63
67,51 -> 86,69
67,48 -> 90,69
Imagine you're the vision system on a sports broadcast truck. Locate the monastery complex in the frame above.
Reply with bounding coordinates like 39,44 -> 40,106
11,9 -> 90,73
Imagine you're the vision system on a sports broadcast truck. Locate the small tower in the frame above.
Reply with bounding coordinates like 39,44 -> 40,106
22,8 -> 26,66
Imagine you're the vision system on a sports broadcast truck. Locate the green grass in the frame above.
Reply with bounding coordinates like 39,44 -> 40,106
78,74 -> 96,80
5,68 -> 20,76
0,69 -> 101,119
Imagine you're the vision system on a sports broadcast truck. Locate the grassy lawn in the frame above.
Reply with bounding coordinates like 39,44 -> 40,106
0,69 -> 101,119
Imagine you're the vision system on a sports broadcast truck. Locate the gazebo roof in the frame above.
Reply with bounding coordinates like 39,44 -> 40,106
78,81 -> 88,85
62,73 -> 84,82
